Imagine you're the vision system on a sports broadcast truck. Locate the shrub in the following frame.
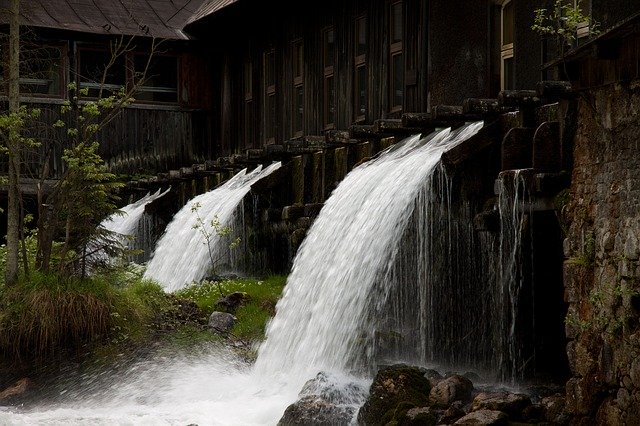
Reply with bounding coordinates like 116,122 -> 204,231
0,269 -> 170,364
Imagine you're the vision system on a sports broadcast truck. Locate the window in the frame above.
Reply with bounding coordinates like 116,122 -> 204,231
133,54 -> 178,103
264,49 -> 276,143
354,15 -> 367,122
389,1 -> 403,112
244,59 -> 254,146
292,39 -> 304,137
17,46 -> 64,96
501,0 -> 514,91
575,0 -> 590,39
323,26 -> 335,129
78,49 -> 126,97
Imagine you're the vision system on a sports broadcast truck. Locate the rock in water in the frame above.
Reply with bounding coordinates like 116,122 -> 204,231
0,378 -> 30,401
429,375 -> 474,407
278,372 -> 368,426
471,392 -> 531,418
208,311 -> 236,334
454,409 -> 508,425
357,365 -> 431,425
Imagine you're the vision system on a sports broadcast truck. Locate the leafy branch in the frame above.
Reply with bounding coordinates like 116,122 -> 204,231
191,202 -> 241,297
532,0 -> 600,54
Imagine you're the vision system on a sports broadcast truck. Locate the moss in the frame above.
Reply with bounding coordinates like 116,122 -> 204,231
357,365 -> 431,426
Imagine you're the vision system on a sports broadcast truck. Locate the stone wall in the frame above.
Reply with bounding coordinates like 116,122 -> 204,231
563,81 -> 640,424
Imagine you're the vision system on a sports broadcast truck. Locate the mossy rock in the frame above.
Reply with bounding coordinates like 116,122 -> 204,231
357,365 -> 431,426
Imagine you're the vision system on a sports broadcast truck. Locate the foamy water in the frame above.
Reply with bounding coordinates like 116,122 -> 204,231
0,125 -> 484,425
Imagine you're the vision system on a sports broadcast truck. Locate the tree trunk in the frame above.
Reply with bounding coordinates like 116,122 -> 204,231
5,0 -> 21,286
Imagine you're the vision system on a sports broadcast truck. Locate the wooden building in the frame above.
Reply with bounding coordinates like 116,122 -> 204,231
1,0 -> 638,175
0,0 -> 213,178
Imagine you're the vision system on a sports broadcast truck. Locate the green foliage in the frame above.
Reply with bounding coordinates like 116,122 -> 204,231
532,0 -> 600,50
176,275 -> 287,342
0,105 -> 41,154
0,267 -> 171,364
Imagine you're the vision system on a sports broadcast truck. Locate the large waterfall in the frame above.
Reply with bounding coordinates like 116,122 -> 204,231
144,162 -> 282,292
254,122 -> 484,381
1,124 -> 491,425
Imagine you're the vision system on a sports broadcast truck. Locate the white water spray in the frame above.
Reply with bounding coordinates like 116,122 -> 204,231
144,162 -> 282,291
0,124 -> 484,425
255,122 -> 483,381
91,188 -> 170,264
102,188 -> 171,241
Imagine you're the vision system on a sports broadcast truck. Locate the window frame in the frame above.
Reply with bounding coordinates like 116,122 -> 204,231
323,26 -> 336,130
500,0 -> 514,91
354,14 -> 367,123
263,48 -> 277,144
292,38 -> 304,138
389,1 -> 404,113
4,43 -> 67,98
132,52 -> 179,104
244,57 -> 254,147
77,46 -> 180,105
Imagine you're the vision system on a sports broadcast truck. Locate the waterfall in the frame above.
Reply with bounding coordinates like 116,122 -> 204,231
497,169 -> 533,383
254,122 -> 484,382
3,125 -> 497,425
144,162 -> 282,292
94,188 -> 170,263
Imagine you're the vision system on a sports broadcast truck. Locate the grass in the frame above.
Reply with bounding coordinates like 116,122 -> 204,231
175,275 -> 287,342
0,268 -> 172,365
0,262 -> 288,367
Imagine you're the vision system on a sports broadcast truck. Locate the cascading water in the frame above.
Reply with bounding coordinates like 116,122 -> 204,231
497,169 -> 534,384
254,122 -> 484,380
92,188 -> 170,264
1,124 -> 491,425
144,162 -> 282,292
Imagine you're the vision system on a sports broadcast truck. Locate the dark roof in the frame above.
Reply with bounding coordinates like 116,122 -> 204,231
1,0 -> 210,40
185,0 -> 239,26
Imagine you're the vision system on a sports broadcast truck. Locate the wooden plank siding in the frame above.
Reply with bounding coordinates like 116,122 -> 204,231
0,101 -> 212,178
202,0 -> 433,153
191,0 -> 498,155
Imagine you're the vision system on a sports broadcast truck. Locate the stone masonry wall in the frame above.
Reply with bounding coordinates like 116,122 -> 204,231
563,81 -> 640,425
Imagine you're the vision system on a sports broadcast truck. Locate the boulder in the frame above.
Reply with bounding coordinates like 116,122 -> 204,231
429,375 -> 473,407
541,393 -> 569,424
278,395 -> 355,426
0,378 -> 31,401
454,409 -> 508,425
404,406 -> 438,425
357,365 -> 431,425
471,392 -> 531,418
279,372 -> 368,426
442,400 -> 467,424
208,311 -> 236,334
215,291 -> 251,313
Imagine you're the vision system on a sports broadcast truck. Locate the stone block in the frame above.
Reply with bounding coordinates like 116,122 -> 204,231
501,127 -> 534,170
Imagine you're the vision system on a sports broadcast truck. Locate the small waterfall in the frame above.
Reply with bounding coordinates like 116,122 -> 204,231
144,162 -> 282,292
497,169 -> 533,383
254,122 -> 484,383
95,188 -> 170,263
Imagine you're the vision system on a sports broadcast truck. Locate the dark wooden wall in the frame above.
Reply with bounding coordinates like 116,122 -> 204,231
197,0 -> 445,153
1,101 -> 212,178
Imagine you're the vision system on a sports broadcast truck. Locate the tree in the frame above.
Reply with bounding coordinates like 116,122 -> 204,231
4,0 -> 20,285
0,6 -> 164,278
34,38 -> 163,276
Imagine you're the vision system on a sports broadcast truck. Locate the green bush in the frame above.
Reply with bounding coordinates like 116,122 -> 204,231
0,268 -> 170,364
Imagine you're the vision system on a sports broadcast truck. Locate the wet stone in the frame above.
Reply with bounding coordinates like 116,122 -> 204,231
429,375 -> 473,407
208,311 -> 236,334
454,409 -> 508,425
